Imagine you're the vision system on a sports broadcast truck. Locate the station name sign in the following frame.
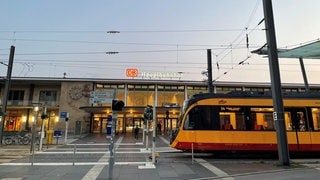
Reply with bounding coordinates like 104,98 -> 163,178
126,68 -> 183,79
141,72 -> 183,79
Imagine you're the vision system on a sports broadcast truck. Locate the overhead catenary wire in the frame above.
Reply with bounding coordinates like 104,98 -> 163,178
0,37 -> 260,48
12,57 -> 320,66
215,0 -> 262,60
11,56 -> 318,74
17,61 -> 308,75
0,28 -> 265,34
0,46 -> 261,56
211,0 -> 264,81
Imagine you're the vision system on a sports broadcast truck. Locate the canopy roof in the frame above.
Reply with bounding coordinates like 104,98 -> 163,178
252,40 -> 320,59
251,39 -> 320,92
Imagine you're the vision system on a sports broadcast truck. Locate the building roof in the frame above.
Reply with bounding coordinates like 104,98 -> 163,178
252,40 -> 320,59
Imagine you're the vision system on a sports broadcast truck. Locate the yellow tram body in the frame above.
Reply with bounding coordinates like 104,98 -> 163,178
170,92 -> 320,152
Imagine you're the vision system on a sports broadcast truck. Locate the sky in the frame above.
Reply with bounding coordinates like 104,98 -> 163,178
0,0 -> 320,84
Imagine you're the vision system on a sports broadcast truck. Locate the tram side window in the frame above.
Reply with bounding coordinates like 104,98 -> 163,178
235,112 -> 246,130
183,106 -> 217,130
286,108 -> 310,132
263,113 -> 274,130
298,112 -> 306,131
219,107 -> 246,130
220,114 -> 232,130
312,108 -> 320,131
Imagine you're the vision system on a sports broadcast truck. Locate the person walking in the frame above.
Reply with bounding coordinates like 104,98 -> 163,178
134,125 -> 139,140
157,122 -> 162,135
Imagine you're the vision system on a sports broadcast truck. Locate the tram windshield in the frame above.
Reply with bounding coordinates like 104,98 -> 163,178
180,99 -> 189,116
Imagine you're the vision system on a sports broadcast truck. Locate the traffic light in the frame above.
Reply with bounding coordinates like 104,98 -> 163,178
112,100 -> 124,111
144,105 -> 153,120
41,113 -> 48,120
65,112 -> 70,122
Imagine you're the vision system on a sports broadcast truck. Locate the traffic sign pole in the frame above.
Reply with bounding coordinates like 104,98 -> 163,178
109,88 -> 118,180
64,113 -> 69,145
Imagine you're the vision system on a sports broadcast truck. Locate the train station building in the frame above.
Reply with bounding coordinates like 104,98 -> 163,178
1,76 -> 320,139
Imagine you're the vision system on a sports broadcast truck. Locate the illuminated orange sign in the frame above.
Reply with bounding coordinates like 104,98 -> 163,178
126,68 -> 138,77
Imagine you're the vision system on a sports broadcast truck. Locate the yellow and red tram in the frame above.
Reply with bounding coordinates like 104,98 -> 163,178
170,91 -> 320,152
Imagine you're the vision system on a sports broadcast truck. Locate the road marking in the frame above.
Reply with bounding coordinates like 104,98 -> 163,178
159,136 -> 170,145
138,162 -> 156,169
35,150 -> 150,154
82,136 -> 123,180
67,143 -> 109,146
0,161 -> 148,166
194,158 -> 234,180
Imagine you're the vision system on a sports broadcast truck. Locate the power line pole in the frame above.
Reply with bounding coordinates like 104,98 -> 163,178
262,0 -> 290,166
207,49 -> 213,93
0,46 -> 15,145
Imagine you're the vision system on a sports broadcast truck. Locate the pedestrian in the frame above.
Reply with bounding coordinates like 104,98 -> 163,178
157,122 -> 162,135
134,125 -> 139,140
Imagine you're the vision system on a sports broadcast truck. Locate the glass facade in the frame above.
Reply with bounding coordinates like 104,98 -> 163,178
187,86 -> 207,97
158,85 -> 184,107
127,84 -> 154,106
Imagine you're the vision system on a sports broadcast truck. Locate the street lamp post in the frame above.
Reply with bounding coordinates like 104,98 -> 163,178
31,106 -> 39,154
0,46 -> 15,145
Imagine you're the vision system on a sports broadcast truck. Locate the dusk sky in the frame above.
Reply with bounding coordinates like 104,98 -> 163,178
1,0 -> 320,83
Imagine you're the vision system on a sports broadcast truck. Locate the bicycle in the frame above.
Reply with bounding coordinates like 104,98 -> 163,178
4,134 -> 31,145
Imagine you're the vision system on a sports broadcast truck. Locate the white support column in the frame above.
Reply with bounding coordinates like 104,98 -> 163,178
39,105 -> 47,151
64,113 -> 69,145
152,85 -> 158,164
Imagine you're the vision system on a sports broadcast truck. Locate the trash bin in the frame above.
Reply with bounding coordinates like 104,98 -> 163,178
53,130 -> 62,145
46,130 -> 53,145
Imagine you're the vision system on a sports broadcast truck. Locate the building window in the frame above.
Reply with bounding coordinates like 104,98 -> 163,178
127,84 -> 155,106
8,90 -> 24,105
4,110 -> 23,131
283,88 -> 298,93
245,87 -> 270,92
96,84 -> 125,89
187,86 -> 207,96
215,86 -> 242,94
158,85 -> 184,107
127,84 -> 155,91
96,84 -> 103,88
39,91 -> 57,104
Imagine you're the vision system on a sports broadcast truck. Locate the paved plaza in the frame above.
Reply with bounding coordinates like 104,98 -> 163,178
0,133 -> 320,180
